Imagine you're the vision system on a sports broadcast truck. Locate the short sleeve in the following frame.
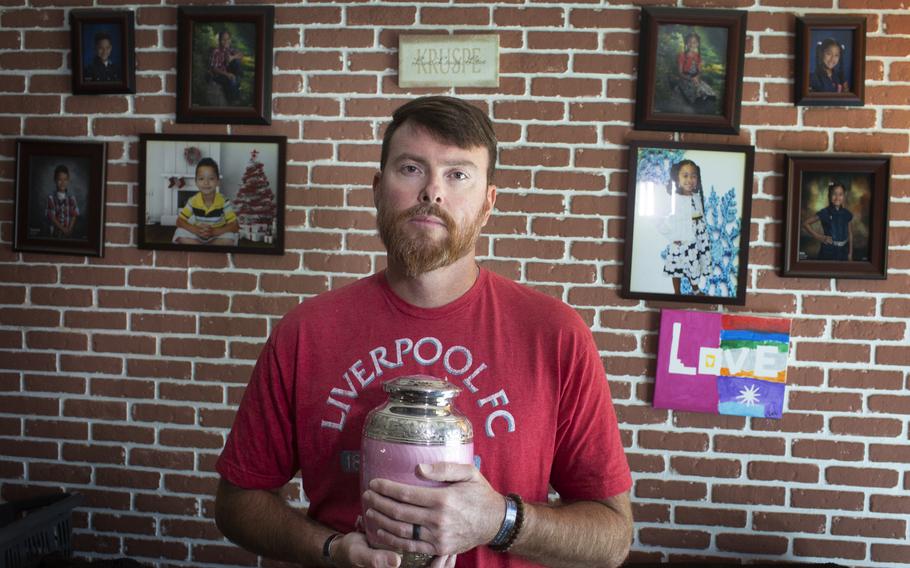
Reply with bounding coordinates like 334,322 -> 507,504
216,339 -> 300,489
549,321 -> 632,501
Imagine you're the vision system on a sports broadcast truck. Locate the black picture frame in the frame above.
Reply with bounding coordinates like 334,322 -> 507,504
622,140 -> 755,305
69,10 -> 136,95
783,155 -> 889,279
139,134 -> 286,255
176,6 -> 274,124
14,139 -> 107,257
795,16 -> 866,107
634,7 -> 747,135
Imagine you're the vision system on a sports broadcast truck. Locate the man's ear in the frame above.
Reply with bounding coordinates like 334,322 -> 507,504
482,185 -> 497,226
372,171 -> 382,206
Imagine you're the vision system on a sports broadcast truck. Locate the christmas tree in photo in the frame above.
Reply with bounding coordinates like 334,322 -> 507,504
233,149 -> 276,242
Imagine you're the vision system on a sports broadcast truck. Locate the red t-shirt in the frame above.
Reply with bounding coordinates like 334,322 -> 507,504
216,269 -> 631,567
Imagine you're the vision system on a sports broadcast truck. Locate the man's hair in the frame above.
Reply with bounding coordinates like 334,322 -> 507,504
380,96 -> 497,183
94,31 -> 112,46
53,165 -> 69,179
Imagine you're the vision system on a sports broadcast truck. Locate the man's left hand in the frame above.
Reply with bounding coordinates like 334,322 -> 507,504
361,463 -> 504,558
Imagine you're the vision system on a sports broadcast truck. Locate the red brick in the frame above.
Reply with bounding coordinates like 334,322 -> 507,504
674,506 -> 746,528
717,533 -> 788,555
26,331 -> 88,351
868,394 -> 910,415
826,466 -> 899,488
793,538 -> 865,560
796,342 -> 870,364
420,6 -> 488,25
829,416 -> 903,438
712,484 -> 785,506
24,374 -> 85,395
788,392 -> 862,412
130,314 -> 195,334
830,369 -> 903,390
90,378 -> 154,400
635,480 -> 707,502
164,292 -> 230,313
92,424 -> 154,445
753,512 -> 826,534
25,419 -> 87,440
792,439 -> 864,461
30,287 -> 93,307
96,467 -> 158,489
63,311 -> 127,331
126,359 -> 190,380
60,354 -> 122,375
130,448 -> 194,471
670,457 -> 740,479
638,527 -> 710,549
92,334 -> 156,355
714,435 -> 786,456
63,444 -> 125,466
873,543 -> 910,564
638,431 -> 709,453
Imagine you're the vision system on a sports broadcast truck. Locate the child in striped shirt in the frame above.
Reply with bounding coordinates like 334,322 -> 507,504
172,157 -> 239,246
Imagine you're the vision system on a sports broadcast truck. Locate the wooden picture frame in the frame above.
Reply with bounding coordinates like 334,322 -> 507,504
139,134 -> 286,255
622,140 -> 755,305
14,139 -> 107,257
795,16 -> 866,107
176,6 -> 274,124
782,155 -> 889,279
634,7 -> 747,135
69,10 -> 136,95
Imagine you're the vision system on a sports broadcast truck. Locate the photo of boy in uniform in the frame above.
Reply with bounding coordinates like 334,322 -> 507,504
82,24 -> 122,83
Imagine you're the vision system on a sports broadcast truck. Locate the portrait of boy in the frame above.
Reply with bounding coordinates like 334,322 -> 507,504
82,23 -> 122,83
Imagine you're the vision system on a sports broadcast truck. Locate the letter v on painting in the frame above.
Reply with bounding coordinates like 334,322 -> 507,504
653,309 -> 792,419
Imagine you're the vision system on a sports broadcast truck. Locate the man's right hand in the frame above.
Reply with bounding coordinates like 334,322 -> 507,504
332,532 -> 402,568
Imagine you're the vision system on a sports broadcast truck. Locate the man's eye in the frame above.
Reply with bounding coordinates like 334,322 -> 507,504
402,165 -> 421,174
450,171 -> 468,180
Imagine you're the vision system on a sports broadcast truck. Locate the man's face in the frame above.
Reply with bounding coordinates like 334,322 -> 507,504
220,33 -> 232,48
374,121 -> 496,277
96,38 -> 112,63
55,172 -> 69,192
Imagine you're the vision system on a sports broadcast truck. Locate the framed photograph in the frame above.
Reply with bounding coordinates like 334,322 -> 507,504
139,134 -> 286,255
622,141 -> 755,305
176,6 -> 274,124
634,7 -> 747,135
69,10 -> 136,95
782,155 -> 889,279
13,139 -> 107,257
795,16 -> 866,107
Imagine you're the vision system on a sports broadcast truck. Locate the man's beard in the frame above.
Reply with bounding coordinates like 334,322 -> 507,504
377,201 -> 487,278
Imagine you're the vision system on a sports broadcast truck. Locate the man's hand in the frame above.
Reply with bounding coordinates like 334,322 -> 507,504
332,531 -> 402,568
361,463 -> 504,558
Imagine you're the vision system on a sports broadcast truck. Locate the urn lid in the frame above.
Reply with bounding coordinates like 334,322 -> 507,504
364,375 -> 472,445
383,375 -> 462,405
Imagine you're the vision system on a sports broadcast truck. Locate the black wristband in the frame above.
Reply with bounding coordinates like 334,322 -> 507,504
490,493 -> 524,553
322,533 -> 342,566
488,495 -> 518,547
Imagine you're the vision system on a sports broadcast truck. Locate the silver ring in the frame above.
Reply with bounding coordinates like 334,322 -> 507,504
412,523 -> 421,540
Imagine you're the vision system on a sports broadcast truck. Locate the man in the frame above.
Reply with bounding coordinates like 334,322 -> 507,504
215,96 -> 633,568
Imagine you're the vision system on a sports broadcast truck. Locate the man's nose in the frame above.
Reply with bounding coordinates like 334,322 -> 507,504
419,174 -> 443,204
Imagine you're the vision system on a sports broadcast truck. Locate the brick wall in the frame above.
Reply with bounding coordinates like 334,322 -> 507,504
1,1 -> 908,566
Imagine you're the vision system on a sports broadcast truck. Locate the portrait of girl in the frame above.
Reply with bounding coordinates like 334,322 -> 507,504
798,173 -> 872,263
809,37 -> 849,93
657,159 -> 713,295
653,24 -> 727,116
802,181 -> 852,260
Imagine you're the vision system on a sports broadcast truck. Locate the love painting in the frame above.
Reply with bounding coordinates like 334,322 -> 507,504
654,309 -> 792,419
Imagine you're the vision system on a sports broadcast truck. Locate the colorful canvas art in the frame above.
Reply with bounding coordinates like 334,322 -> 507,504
654,309 -> 792,419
